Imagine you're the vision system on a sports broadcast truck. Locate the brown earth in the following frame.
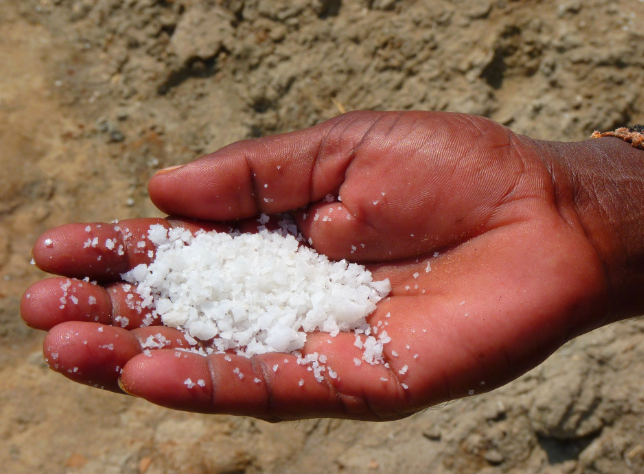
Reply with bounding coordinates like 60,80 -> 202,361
1,1 -> 644,473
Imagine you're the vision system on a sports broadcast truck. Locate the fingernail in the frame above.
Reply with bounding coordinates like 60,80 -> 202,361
118,377 -> 138,397
154,164 -> 184,176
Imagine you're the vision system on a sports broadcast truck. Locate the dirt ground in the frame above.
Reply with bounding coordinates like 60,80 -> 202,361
1,0 -> 644,473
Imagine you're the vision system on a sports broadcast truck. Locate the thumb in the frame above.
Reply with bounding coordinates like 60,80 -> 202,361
148,111 -> 391,221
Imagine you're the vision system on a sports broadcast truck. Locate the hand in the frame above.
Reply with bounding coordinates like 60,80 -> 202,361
21,111 -> 641,421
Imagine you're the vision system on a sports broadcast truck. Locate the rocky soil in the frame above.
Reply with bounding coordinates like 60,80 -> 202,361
1,0 -> 644,473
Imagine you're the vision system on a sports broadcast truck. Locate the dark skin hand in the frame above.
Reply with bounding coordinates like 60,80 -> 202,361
21,111 -> 644,421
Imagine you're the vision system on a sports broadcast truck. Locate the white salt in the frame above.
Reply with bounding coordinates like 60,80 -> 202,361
105,239 -> 115,250
399,365 -> 408,375
122,226 -> 391,358
197,379 -> 206,387
298,379 -> 304,386
272,364 -> 278,372
88,296 -> 97,305
97,326 -> 103,332
184,378 -> 195,388
380,377 -> 388,382
402,383 -> 409,390
44,238 -> 53,247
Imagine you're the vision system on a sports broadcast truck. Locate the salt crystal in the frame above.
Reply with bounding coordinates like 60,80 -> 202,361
380,377 -> 388,382
413,354 -> 419,359
402,383 -> 409,390
91,237 -> 98,247
70,296 -> 78,305
468,389 -> 474,396
51,352 -> 58,360
97,327 -> 103,332
88,296 -> 97,305
105,239 -> 115,250
224,355 -> 232,362
184,378 -> 195,388
399,365 -> 408,375
328,368 -> 337,379
272,364 -> 278,372
197,379 -> 206,387
391,350 -> 398,357
425,261 -> 431,272
298,379 -> 304,386
413,272 -> 419,279
85,226 -> 91,233
44,238 -> 53,247
353,358 -> 362,366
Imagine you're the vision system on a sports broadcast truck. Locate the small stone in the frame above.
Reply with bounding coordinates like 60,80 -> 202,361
484,449 -> 504,465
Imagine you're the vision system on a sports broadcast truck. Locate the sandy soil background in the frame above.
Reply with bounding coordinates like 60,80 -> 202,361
2,0 -> 644,473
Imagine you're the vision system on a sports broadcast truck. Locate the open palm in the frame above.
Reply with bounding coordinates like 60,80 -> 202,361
22,111 -> 608,421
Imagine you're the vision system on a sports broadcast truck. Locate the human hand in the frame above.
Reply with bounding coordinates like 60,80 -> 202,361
21,111 -> 644,421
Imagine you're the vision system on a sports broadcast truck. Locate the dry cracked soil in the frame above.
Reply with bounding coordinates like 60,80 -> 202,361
1,0 -> 644,473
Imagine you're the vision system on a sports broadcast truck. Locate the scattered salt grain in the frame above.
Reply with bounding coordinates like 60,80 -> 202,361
105,239 -> 115,250
184,378 -> 195,389
197,379 -> 206,387
413,354 -> 419,359
298,379 -> 304,386
399,365 -> 408,375
413,272 -> 419,279
380,377 -> 388,382
70,296 -> 78,305
88,296 -> 97,305
44,238 -> 53,247
30,258 -> 35,265
468,390 -> 474,396
91,237 -> 98,247
402,383 -> 409,390
224,355 -> 232,362
51,352 -> 58,360
85,226 -> 91,233
353,358 -> 362,366
425,261 -> 431,272
391,350 -> 398,357
97,326 -> 103,332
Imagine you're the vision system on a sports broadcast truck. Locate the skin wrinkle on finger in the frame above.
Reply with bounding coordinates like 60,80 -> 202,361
251,357 -> 280,422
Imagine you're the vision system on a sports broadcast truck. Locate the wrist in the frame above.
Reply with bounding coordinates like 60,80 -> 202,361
538,137 -> 644,321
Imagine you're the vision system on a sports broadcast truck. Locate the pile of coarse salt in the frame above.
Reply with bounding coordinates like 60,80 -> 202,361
121,220 -> 392,380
